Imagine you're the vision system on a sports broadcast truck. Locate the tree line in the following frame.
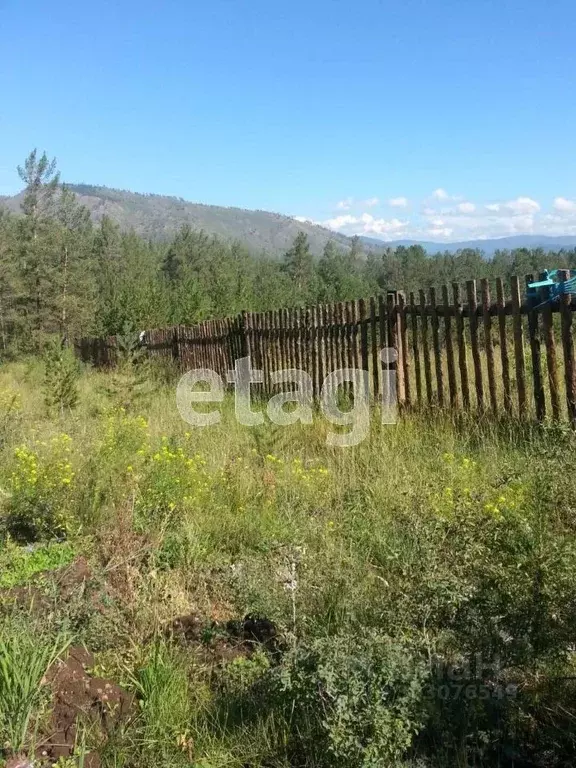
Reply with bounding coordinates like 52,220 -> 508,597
2,150 -> 576,356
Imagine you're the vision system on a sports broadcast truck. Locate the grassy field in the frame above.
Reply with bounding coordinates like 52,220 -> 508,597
1,358 -> 576,767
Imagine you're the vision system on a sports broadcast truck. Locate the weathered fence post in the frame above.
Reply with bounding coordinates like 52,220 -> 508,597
525,274 -> 545,421
559,270 -> 576,425
540,271 -> 560,420
387,291 -> 404,406
510,275 -> 527,417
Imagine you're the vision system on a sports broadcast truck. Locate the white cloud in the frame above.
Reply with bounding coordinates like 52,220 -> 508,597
554,196 -> 576,213
294,215 -> 313,223
428,227 -> 454,237
362,216 -> 407,236
502,197 -> 540,214
320,211 -> 407,239
432,188 -> 449,201
323,214 -> 358,229
388,196 -> 408,208
306,191 -> 576,243
336,196 -> 380,210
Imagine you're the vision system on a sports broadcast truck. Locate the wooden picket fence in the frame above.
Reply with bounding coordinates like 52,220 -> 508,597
76,271 -> 576,424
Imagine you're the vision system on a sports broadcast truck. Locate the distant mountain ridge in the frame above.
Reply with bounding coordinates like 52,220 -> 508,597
2,184 -> 576,257
0,184 -> 353,257
362,235 -> 576,255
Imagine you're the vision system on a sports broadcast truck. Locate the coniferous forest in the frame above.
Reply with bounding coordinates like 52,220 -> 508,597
2,150 -> 576,355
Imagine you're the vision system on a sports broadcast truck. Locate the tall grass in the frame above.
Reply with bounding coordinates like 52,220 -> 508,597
1,359 -> 576,765
0,620 -> 70,754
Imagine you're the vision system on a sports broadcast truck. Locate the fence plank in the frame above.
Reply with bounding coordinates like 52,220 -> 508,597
379,293 -> 390,408
370,296 -> 379,399
286,308 -> 294,371
310,307 -> 318,398
429,287 -> 444,407
324,304 -> 333,397
495,279 -> 511,414
325,304 -> 334,382
398,293 -> 411,407
388,292 -> 405,405
481,278 -> 498,414
540,273 -> 561,420
466,280 -> 484,410
297,307 -> 305,374
197,322 -> 206,370
254,313 -> 264,395
253,314 -> 263,392
270,310 -> 280,382
359,299 -> 369,387
265,312 -> 274,395
243,313 -> 250,366
419,289 -> 433,405
342,301 -> 351,374
309,306 -> 317,398
409,292 -> 422,406
525,274 -> 545,421
560,270 -> 576,425
287,308 -> 295,372
351,300 -> 361,372
510,276 -> 527,416
442,285 -> 458,407
452,283 -> 470,409
332,302 -> 339,377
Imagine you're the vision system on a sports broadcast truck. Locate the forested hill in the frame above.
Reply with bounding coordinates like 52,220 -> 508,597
5,185 -> 576,258
0,184 -> 352,257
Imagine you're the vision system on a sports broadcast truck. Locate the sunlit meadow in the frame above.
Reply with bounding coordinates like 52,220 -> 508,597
1,358 -> 576,767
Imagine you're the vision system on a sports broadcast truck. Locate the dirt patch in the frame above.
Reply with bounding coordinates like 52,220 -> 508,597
0,556 -> 93,614
55,556 -> 92,597
168,613 -> 283,663
35,645 -> 134,766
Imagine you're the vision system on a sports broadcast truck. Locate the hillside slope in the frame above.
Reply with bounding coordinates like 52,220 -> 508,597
0,184 -> 352,257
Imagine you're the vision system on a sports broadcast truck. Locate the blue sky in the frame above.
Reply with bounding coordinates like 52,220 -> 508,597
2,0 -> 576,242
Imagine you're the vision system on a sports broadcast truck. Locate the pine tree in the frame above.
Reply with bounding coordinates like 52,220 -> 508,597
43,338 -> 80,416
54,186 -> 93,340
16,150 -> 61,345
0,211 -> 21,355
92,216 -> 123,335
282,232 -> 318,303
318,240 -> 369,301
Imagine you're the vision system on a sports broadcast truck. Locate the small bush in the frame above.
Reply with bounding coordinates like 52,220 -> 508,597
268,632 -> 429,767
43,341 -> 80,416
2,434 -> 77,542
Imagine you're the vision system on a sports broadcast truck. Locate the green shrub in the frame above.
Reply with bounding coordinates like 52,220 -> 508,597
268,633 -> 429,767
43,341 -> 80,416
2,434 -> 77,542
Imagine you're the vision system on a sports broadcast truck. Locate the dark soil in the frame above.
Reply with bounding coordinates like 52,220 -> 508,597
168,612 -> 283,662
36,645 -> 134,767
